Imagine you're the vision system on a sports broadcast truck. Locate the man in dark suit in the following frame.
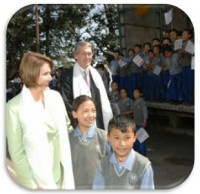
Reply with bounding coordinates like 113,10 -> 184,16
60,41 -> 113,130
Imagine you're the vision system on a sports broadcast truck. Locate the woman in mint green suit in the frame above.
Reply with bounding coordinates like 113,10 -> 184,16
6,52 -> 75,189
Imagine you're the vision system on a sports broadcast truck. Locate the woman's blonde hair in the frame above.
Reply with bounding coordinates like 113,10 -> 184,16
19,52 -> 54,88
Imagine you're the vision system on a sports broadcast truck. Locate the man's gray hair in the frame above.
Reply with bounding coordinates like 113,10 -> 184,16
74,41 -> 94,56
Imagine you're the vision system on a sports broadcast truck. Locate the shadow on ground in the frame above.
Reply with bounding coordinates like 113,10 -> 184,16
146,127 -> 194,189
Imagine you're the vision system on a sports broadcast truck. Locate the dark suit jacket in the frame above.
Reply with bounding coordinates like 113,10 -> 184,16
60,67 -> 104,129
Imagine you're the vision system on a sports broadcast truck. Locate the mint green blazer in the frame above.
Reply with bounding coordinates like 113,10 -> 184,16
6,89 -> 74,189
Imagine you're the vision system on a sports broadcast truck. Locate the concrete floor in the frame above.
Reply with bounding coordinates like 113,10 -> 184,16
6,120 -> 194,190
146,127 -> 194,189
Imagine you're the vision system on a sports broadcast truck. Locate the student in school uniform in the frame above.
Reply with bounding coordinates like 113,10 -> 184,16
117,88 -> 133,118
120,48 -> 135,96
169,29 -> 178,50
163,45 -> 183,102
69,95 -> 109,189
152,45 -> 162,100
178,29 -> 194,104
146,49 -> 155,100
93,115 -> 154,190
128,44 -> 143,97
110,81 -> 121,116
109,50 -> 120,84
111,81 -> 120,103
131,87 -> 148,156
141,42 -> 151,99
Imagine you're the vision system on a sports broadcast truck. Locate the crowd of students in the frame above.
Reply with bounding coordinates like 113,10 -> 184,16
108,28 -> 194,105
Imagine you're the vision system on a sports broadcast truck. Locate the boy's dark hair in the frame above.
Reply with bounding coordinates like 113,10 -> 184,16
183,28 -> 194,39
161,37 -> 171,44
152,37 -> 161,42
134,44 -> 142,49
119,87 -> 128,93
148,49 -> 154,54
111,81 -> 119,85
134,87 -> 143,94
162,45 -> 173,55
114,49 -> 121,54
127,48 -> 134,54
108,115 -> 136,135
170,28 -> 178,34
152,44 -> 161,50
143,42 -> 151,48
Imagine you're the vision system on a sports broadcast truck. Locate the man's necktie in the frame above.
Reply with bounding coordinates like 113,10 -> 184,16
83,71 -> 89,87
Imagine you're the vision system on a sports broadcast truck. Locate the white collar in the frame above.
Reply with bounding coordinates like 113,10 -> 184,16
78,64 -> 90,73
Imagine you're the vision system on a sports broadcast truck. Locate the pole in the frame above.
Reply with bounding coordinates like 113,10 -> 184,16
35,4 -> 40,52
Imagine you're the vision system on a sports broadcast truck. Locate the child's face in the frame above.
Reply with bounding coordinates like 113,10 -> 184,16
164,50 -> 172,58
143,44 -> 150,53
182,31 -> 191,41
108,127 -> 136,163
162,39 -> 171,46
114,52 -> 120,60
111,82 -> 118,92
120,89 -> 128,99
133,89 -> 141,100
170,31 -> 177,42
134,46 -> 141,54
153,47 -> 160,55
72,100 -> 96,129
152,40 -> 160,46
148,51 -> 154,59
128,49 -> 134,56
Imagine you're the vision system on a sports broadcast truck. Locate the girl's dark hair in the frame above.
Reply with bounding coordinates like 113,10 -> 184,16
72,95 -> 96,111
72,95 -> 96,126
108,115 -> 136,135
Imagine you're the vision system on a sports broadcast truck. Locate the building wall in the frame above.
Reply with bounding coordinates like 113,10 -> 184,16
118,4 -> 193,54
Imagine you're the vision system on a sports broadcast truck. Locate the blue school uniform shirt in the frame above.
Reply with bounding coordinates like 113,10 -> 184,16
132,98 -> 148,126
74,125 -> 112,153
74,125 -> 96,142
165,53 -> 183,75
93,149 -> 154,190
109,60 -> 119,75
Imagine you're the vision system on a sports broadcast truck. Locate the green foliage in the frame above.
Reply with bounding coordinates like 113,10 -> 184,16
6,4 -> 119,78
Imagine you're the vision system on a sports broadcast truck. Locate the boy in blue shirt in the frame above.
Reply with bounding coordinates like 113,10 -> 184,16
132,87 -> 148,156
93,115 -> 154,190
163,45 -> 183,102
